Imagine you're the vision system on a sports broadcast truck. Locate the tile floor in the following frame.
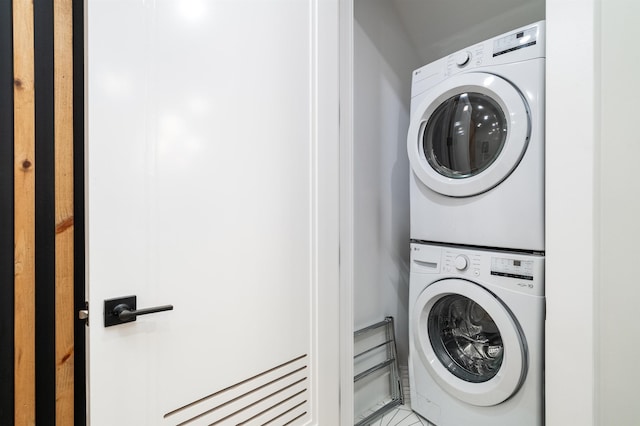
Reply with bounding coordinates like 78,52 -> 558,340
365,405 -> 429,426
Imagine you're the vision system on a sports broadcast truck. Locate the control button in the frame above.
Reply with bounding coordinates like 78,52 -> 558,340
454,255 -> 469,271
455,51 -> 471,67
474,269 -> 480,276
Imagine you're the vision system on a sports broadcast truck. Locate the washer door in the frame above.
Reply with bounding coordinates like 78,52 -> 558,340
407,72 -> 530,197
412,279 -> 527,406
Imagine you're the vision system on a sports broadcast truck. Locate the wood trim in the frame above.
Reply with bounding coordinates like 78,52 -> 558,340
13,0 -> 36,423
0,0 -> 16,423
54,0 -> 75,423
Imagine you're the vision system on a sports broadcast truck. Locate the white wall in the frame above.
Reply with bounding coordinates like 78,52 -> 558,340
547,1 -> 640,425
597,0 -> 640,423
545,1 -> 598,424
353,0 -> 421,365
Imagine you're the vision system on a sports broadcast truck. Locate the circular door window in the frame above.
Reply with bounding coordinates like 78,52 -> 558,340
428,294 -> 504,383
424,93 -> 507,179
412,279 -> 527,406
407,73 -> 530,197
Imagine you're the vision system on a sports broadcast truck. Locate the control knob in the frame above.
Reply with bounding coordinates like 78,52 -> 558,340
454,255 -> 469,271
455,51 -> 471,67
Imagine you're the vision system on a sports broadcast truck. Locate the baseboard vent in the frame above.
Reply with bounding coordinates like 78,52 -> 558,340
164,354 -> 309,425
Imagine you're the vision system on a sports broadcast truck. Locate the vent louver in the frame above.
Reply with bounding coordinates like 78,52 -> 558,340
164,354 -> 309,425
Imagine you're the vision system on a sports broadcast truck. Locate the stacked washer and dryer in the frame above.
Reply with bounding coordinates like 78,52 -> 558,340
407,22 -> 546,426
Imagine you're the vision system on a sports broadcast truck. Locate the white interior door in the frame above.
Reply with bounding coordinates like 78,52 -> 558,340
85,1 -> 340,425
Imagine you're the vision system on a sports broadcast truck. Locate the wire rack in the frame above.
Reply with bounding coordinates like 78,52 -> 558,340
354,317 -> 404,426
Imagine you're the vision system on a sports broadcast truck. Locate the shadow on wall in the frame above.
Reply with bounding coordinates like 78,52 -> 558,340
353,0 -> 421,366
388,111 -> 411,365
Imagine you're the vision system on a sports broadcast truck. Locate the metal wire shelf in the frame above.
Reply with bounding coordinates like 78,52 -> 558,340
353,317 -> 404,426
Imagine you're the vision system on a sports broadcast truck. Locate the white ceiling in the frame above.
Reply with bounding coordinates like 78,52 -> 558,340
390,0 -> 545,64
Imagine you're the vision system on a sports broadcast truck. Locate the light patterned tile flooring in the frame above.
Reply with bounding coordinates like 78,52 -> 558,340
366,405 -> 430,426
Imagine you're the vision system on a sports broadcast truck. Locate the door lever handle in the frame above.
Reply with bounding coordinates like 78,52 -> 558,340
104,295 -> 173,327
114,303 -> 173,321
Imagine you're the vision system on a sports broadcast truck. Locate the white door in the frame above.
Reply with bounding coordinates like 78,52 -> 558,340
85,1 -> 340,425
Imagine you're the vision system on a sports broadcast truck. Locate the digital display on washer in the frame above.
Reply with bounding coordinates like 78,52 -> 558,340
490,257 -> 534,280
493,26 -> 538,57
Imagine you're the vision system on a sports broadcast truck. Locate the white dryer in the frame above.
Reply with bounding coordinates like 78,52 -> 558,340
408,242 -> 544,426
407,21 -> 545,251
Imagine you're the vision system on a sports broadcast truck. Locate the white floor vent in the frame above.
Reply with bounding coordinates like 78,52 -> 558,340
164,354 -> 309,426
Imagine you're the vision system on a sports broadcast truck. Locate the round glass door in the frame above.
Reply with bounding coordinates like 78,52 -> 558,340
428,294 -> 503,383
424,93 -> 507,179
407,72 -> 530,197
412,279 -> 527,406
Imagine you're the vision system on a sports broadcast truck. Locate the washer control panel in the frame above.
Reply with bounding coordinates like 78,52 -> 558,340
443,250 -> 481,277
428,244 -> 544,296
491,257 -> 534,280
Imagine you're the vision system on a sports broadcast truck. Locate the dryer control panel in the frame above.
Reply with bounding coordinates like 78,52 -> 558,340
493,25 -> 539,57
411,21 -> 545,102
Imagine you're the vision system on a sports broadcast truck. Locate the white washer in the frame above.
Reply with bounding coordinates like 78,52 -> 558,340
407,21 -> 545,251
408,242 -> 544,426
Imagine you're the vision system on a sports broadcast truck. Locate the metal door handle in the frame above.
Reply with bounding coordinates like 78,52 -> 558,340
104,295 -> 173,327
114,303 -> 173,321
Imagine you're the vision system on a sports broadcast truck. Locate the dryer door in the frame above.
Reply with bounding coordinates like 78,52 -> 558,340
407,72 -> 530,197
412,278 -> 527,406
